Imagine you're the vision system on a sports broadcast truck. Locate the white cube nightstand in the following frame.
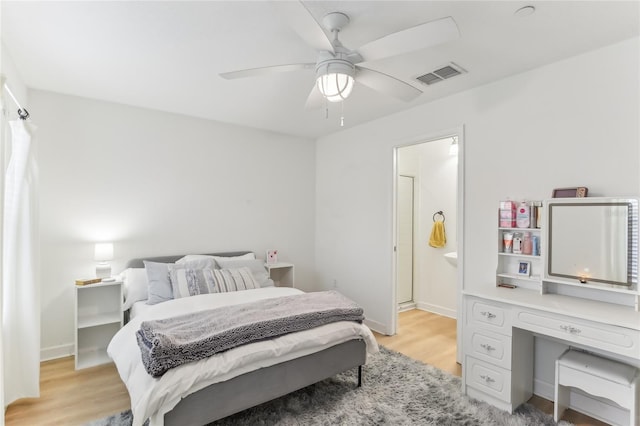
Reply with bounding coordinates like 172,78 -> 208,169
266,262 -> 295,288
75,280 -> 123,369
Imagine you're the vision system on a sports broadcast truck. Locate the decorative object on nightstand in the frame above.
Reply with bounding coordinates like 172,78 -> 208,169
266,249 -> 278,264
266,262 -> 294,288
75,280 -> 123,369
75,277 -> 102,286
94,242 -> 113,278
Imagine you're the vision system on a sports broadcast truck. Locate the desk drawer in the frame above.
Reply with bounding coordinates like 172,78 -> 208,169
465,327 -> 511,368
465,356 -> 512,402
466,297 -> 510,334
515,310 -> 640,359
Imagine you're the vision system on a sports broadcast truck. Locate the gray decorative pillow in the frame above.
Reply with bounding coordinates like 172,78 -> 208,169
215,258 -> 274,287
144,261 -> 174,305
211,267 -> 260,293
169,267 -> 216,298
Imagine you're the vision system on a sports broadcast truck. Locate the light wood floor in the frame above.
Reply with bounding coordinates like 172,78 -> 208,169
5,309 -> 607,425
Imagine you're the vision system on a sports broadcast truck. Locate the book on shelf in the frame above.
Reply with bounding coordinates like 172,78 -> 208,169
75,278 -> 102,286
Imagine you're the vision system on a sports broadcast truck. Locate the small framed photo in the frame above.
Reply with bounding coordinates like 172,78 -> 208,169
266,250 -> 278,264
552,187 -> 588,198
517,261 -> 531,276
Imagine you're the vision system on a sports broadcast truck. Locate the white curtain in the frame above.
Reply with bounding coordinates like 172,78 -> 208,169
2,118 -> 39,409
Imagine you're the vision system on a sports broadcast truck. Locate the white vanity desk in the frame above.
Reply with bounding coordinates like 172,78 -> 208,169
462,287 -> 640,425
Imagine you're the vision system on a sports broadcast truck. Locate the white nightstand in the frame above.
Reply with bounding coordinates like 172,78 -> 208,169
74,280 -> 123,369
266,262 -> 295,288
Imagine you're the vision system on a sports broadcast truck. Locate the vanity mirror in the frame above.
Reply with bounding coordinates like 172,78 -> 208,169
546,197 -> 638,287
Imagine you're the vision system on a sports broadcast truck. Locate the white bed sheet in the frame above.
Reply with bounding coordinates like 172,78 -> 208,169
108,287 -> 378,426
129,300 -> 153,320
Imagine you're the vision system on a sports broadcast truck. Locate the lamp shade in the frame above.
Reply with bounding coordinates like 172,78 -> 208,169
316,60 -> 355,102
94,243 -> 113,262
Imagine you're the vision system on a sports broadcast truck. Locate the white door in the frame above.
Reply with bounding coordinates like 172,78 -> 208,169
397,175 -> 414,304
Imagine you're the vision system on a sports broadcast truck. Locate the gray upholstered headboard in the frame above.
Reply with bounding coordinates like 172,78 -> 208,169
125,251 -> 253,268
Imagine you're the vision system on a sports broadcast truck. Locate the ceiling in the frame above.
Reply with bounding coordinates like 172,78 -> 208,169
2,1 -> 638,139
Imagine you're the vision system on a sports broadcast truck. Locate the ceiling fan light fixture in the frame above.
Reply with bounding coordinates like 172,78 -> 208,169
316,60 -> 355,102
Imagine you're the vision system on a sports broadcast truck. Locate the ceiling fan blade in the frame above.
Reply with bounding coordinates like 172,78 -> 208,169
357,16 -> 459,63
220,63 -> 315,80
304,84 -> 324,110
355,67 -> 422,102
272,1 -> 334,53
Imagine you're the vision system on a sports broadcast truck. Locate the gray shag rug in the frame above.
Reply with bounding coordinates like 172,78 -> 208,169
88,346 -> 569,426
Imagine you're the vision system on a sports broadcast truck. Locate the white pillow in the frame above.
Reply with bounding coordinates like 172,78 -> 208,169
175,255 -> 217,269
120,268 -> 148,310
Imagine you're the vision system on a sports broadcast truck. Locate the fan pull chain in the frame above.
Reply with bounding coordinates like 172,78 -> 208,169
324,95 -> 329,120
340,100 -> 345,127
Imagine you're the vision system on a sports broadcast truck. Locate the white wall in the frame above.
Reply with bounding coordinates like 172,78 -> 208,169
1,43 -> 28,115
315,37 -> 639,334
398,139 -> 458,317
30,91 -> 316,358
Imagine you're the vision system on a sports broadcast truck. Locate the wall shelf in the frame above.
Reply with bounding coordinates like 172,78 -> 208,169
496,208 -> 543,291
497,273 -> 542,283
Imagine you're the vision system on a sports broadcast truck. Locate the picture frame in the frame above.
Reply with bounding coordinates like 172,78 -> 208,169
552,187 -> 588,198
266,249 -> 278,264
517,261 -> 531,276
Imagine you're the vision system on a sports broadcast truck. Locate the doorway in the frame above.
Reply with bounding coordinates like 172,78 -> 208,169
393,130 -> 464,364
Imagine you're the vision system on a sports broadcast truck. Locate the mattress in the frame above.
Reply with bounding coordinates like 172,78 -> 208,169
108,287 -> 378,426
129,300 -> 153,320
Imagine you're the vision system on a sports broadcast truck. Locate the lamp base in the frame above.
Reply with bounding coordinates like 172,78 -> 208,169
96,263 -> 111,279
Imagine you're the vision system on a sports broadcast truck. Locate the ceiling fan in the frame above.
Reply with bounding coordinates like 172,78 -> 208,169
220,2 -> 460,108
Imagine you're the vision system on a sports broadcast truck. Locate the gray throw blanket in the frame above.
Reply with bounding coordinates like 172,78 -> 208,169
136,290 -> 364,377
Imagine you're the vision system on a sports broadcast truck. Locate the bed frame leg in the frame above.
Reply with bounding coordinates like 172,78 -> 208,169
357,365 -> 362,387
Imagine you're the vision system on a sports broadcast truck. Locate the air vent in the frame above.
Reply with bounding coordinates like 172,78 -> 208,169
416,63 -> 466,86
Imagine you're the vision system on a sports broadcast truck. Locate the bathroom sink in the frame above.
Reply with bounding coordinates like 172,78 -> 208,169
444,252 -> 457,267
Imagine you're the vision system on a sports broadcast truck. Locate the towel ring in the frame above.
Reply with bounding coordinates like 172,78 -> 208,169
433,211 -> 445,222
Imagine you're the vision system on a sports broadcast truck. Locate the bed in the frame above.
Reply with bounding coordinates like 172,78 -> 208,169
107,252 -> 378,426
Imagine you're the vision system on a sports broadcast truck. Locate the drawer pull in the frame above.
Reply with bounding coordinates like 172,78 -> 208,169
480,343 -> 496,351
480,311 -> 496,319
559,325 -> 582,334
479,374 -> 495,383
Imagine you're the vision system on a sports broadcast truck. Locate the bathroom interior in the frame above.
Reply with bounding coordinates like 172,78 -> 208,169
396,136 -> 459,319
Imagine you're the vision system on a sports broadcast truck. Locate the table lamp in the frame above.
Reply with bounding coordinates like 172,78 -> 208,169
94,243 -> 113,278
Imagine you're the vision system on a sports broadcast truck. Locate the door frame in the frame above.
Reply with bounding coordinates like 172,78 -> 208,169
397,174 -> 415,305
391,126 -> 465,364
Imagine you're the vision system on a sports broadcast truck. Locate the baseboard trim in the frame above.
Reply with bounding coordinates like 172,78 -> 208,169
364,318 -> 389,335
41,343 -> 74,362
415,302 -> 456,319
398,302 -> 416,312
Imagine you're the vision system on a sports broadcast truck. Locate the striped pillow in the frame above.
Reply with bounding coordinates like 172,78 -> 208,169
212,267 -> 260,293
169,267 -> 216,299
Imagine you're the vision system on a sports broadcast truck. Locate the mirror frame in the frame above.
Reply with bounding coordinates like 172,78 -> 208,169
546,197 -> 638,287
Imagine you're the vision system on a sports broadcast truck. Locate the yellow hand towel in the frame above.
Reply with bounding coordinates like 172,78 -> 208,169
429,221 -> 446,248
